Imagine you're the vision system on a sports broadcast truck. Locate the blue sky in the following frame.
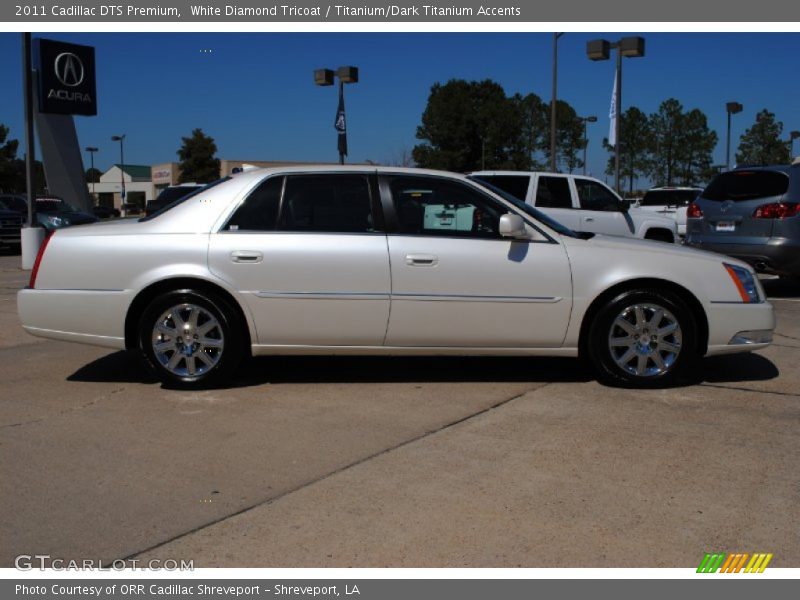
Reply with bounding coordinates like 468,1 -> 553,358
1,32 -> 798,180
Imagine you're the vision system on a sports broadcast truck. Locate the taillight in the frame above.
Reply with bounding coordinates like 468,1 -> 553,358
687,202 -> 703,218
28,231 -> 54,289
752,202 -> 800,219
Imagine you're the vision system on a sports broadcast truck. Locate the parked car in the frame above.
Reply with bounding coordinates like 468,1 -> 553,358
0,204 -> 23,249
685,164 -> 800,278
18,166 -> 773,389
0,194 -> 98,230
636,187 -> 703,238
91,205 -> 121,219
145,184 -> 205,216
470,171 -> 678,243
120,202 -> 143,216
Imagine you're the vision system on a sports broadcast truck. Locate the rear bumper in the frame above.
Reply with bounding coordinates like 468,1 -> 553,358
685,236 -> 800,277
18,288 -> 131,349
705,300 -> 775,356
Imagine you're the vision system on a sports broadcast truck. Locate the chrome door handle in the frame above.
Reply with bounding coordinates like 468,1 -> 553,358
406,254 -> 438,266
230,250 -> 263,263
584,217 -> 594,222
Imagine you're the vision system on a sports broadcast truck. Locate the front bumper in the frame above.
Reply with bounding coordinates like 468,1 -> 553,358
705,300 -> 775,356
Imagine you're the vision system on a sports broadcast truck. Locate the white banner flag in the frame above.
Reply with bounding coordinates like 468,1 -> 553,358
608,71 -> 618,147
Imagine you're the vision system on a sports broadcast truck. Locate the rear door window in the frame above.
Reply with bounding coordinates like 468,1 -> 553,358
703,170 -> 789,201
535,176 -> 573,209
279,174 -> 375,233
474,175 -> 531,201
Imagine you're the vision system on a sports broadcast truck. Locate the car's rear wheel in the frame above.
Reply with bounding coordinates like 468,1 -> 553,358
586,289 -> 699,388
139,289 -> 245,388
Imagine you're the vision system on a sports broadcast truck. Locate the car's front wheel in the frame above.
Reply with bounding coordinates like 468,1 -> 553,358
139,289 -> 245,388
586,289 -> 699,388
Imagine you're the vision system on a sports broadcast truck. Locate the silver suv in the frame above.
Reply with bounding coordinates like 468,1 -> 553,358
685,163 -> 800,278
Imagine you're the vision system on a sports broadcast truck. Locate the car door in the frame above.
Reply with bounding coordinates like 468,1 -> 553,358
382,174 -> 573,348
573,178 -> 634,237
531,174 -> 582,231
208,172 -> 391,346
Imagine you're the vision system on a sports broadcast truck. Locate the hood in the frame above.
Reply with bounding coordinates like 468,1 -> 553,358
563,233 -> 753,270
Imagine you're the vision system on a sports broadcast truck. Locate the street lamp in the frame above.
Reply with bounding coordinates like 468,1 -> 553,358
580,116 -> 597,175
789,130 -> 800,158
85,146 -> 98,202
725,102 -> 743,170
111,135 -> 126,208
587,36 -> 646,193
550,33 -> 564,173
314,66 -> 358,165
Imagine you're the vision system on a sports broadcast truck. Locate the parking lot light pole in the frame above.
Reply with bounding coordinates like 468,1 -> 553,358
580,116 -> 597,175
550,33 -> 564,173
85,147 -> 98,202
314,66 -> 358,165
725,102 -> 743,170
587,36 -> 645,193
111,135 -> 126,207
790,130 -> 800,158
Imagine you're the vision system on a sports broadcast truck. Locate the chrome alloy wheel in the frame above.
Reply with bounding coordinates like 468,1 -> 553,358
151,303 -> 224,377
607,303 -> 682,378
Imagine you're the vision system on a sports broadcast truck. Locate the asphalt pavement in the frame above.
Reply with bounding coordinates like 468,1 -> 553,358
1,249 -> 798,568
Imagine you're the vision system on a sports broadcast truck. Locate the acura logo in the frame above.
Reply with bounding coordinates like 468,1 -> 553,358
54,52 -> 84,87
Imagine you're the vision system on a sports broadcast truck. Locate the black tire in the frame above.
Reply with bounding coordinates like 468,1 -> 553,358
644,229 -> 675,243
138,289 -> 245,388
586,288 -> 700,388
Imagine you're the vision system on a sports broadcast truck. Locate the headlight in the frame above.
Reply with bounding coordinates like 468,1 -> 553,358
724,263 -> 761,303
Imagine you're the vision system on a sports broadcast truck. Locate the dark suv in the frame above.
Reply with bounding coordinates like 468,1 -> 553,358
685,163 -> 800,278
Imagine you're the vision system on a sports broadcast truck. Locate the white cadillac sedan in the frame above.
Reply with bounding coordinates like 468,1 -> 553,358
18,166 -> 774,388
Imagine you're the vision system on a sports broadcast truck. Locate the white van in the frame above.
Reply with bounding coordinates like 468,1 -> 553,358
470,171 -> 678,243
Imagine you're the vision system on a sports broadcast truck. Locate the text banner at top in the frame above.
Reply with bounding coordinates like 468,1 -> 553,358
5,0 -> 800,22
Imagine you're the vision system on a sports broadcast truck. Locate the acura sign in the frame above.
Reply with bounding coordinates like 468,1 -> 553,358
34,38 -> 97,116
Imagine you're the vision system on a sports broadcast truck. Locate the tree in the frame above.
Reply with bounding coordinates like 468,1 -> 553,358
602,106 -> 651,194
513,92 -> 548,170
675,109 -> 718,185
548,100 -> 585,173
177,129 -> 220,183
647,98 -> 684,186
736,109 -> 791,166
85,168 -> 102,183
413,79 -> 529,172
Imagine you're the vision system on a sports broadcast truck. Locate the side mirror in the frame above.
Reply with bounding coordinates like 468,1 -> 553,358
499,213 -> 527,238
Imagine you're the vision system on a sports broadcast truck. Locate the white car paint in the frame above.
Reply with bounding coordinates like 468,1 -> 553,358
470,171 -> 679,242
18,166 -> 773,384
635,187 -> 703,237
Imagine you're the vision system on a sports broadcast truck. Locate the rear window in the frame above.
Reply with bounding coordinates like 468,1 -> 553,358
703,170 -> 789,201
640,190 -> 700,207
156,186 -> 200,203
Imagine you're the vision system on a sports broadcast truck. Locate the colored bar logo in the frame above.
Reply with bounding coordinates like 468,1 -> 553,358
697,552 -> 773,573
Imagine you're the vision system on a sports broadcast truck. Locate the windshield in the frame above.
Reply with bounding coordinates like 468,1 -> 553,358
640,189 -> 700,207
139,178 -> 230,221
468,176 -> 579,238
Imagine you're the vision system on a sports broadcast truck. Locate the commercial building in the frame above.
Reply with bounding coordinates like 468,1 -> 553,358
89,164 -> 154,209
